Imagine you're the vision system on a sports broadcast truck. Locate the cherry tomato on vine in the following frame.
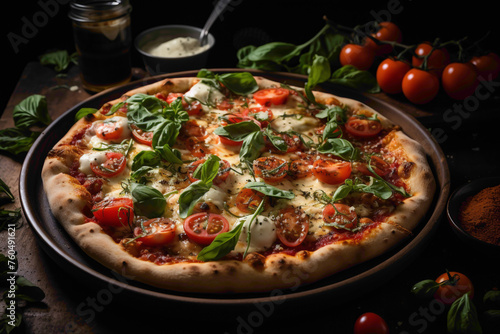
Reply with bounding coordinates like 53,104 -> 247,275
354,312 -> 389,334
470,53 -> 500,80
411,42 -> 450,78
134,217 -> 176,246
434,271 -> 474,305
441,62 -> 479,100
364,21 -> 402,56
402,68 -> 440,104
376,58 -> 411,94
340,44 -> 375,71
92,197 -> 134,227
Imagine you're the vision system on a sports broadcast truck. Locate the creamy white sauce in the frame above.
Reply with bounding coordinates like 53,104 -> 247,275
148,37 -> 210,58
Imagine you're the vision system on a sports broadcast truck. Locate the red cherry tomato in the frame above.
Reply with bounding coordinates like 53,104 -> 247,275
187,158 -> 231,185
235,188 -> 267,213
133,217 -> 176,246
90,152 -> 127,178
441,62 -> 479,100
95,119 -> 125,141
412,42 -> 450,78
376,58 -> 411,94
345,116 -> 382,138
275,206 -> 309,247
242,107 -> 274,127
470,53 -> 500,80
183,212 -> 230,245
253,156 -> 289,184
287,157 -> 313,179
364,21 -> 402,55
434,271 -> 474,305
92,197 -> 134,227
354,312 -> 389,334
340,44 -> 375,71
218,113 -> 261,146
253,88 -> 290,106
163,92 -> 203,116
402,68 -> 440,104
322,203 -> 359,230
356,156 -> 390,178
312,160 -> 351,185
130,124 -> 153,146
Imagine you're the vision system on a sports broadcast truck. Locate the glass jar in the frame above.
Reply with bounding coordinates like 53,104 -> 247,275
69,0 -> 132,92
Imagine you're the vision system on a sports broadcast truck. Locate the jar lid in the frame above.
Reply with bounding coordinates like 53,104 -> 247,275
68,0 -> 132,22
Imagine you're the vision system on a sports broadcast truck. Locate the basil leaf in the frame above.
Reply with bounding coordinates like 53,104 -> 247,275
156,144 -> 183,164
39,49 -> 77,72
192,154 -> 220,183
0,178 -> 15,202
152,121 -> 181,148
75,107 -> 98,121
367,157 -> 411,198
322,121 -> 343,141
331,179 -> 354,202
315,105 -> 347,124
410,279 -> 441,299
218,72 -> 259,95
329,65 -> 380,94
317,138 -> 360,161
246,42 -> 298,63
244,182 -> 295,199
262,127 -> 287,152
127,104 -> 167,131
178,181 -> 212,219
196,218 -> 245,262
162,98 -> 189,123
13,94 -> 51,129
239,131 -> 265,163
131,151 -> 161,171
213,121 -> 261,141
483,290 -> 500,306
447,293 -> 482,334
0,128 -> 40,155
355,177 -> 393,200
305,54 -> 331,103
131,183 -> 166,218
14,276 -> 46,303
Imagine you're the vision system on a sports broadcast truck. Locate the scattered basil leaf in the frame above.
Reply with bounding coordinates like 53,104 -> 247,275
0,128 -> 40,155
329,65 -> 380,94
12,94 -> 52,129
239,131 -> 265,163
367,157 -> 411,198
213,121 -> 261,141
317,138 -> 360,161
1,208 -> 22,231
178,181 -> 212,219
0,178 -> 15,202
13,276 -> 46,303
130,183 -> 166,218
196,217 -> 245,262
192,154 -> 220,183
262,127 -> 287,152
218,72 -> 259,95
447,293 -> 483,334
39,49 -> 78,72
75,107 -> 98,121
411,279 -> 441,299
244,182 -> 295,199
305,54 -> 331,103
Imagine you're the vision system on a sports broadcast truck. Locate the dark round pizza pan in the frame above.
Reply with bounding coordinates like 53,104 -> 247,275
19,69 -> 450,311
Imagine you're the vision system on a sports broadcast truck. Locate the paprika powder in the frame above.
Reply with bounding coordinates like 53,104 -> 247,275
459,184 -> 500,246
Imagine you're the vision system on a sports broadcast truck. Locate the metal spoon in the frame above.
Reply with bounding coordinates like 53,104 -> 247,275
199,0 -> 232,46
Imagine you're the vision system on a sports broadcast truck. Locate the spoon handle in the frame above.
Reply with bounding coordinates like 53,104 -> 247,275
199,0 -> 232,46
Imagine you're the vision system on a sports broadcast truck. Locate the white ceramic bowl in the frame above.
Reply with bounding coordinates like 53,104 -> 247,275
134,25 -> 215,75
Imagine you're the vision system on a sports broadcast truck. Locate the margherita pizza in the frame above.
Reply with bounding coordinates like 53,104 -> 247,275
41,71 -> 435,293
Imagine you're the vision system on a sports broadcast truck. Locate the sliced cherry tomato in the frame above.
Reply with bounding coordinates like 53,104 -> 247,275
364,21 -> 402,56
265,130 -> 303,153
322,204 -> 359,231
130,124 -> 153,146
242,107 -> 274,127
354,312 -> 389,334
164,92 -> 203,116
376,58 -> 411,94
357,156 -> 389,178
402,68 -> 440,104
312,160 -> 351,185
133,217 -> 176,246
187,158 -> 231,185
253,88 -> 290,106
412,42 -> 450,78
441,62 -> 479,100
95,119 -> 125,141
339,43 -> 375,71
253,156 -> 289,184
288,158 -> 313,179
434,271 -> 474,305
345,116 -> 382,138
235,188 -> 267,213
275,206 -> 309,247
470,53 -> 500,80
181,119 -> 207,139
183,212 -> 229,245
90,152 -> 126,178
92,197 -> 134,227
184,136 -> 211,158
218,113 -> 261,146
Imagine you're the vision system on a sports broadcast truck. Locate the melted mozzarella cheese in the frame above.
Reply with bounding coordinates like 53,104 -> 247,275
270,114 -> 320,134
235,215 -> 277,253
93,116 -> 132,143
200,185 -> 228,210
79,151 -> 108,174
183,81 -> 225,111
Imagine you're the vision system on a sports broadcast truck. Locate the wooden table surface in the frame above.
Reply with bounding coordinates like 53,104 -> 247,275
1,61 -> 499,334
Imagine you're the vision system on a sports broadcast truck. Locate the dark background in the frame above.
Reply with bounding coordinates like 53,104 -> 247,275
2,0 -> 499,113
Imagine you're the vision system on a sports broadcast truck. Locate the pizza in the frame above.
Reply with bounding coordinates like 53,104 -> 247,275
41,71 -> 436,293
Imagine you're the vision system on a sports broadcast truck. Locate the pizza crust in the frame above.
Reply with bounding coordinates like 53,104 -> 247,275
41,74 -> 436,293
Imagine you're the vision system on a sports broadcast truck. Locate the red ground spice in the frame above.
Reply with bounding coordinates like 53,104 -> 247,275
458,184 -> 500,246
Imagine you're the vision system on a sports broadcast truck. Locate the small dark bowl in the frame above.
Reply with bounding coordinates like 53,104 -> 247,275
447,176 -> 500,255
134,25 -> 215,76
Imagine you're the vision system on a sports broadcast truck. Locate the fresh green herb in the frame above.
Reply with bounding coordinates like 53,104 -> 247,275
178,155 -> 221,218
304,54 -> 331,105
447,293 -> 483,334
197,70 -> 259,96
39,49 -> 78,72
367,156 -> 411,198
410,279 -> 441,299
12,94 -> 52,129
129,183 -> 166,218
329,65 -> 380,94
0,127 -> 38,155
0,178 -> 15,203
243,182 -> 295,200
317,138 -> 360,161
74,107 -> 98,121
